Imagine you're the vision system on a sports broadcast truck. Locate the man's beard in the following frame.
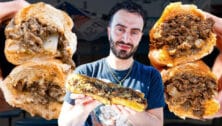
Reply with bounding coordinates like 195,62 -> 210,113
109,37 -> 138,59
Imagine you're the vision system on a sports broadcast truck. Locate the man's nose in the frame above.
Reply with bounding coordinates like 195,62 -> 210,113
122,32 -> 131,43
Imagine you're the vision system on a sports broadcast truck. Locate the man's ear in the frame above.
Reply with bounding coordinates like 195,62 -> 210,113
107,27 -> 111,40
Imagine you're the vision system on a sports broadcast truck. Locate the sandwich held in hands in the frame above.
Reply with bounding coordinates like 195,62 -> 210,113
65,74 -> 148,112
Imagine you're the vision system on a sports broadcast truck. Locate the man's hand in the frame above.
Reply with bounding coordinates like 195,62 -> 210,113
16,0 -> 30,9
204,11 -> 222,119
70,94 -> 102,114
111,105 -> 136,117
0,0 -> 29,23
58,94 -> 101,126
111,105 -> 163,126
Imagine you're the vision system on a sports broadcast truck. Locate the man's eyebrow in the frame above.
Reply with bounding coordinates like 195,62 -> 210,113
115,24 -> 142,31
115,24 -> 127,28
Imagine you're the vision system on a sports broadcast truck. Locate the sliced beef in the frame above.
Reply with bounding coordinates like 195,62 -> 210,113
165,73 -> 217,118
8,18 -> 57,53
7,18 -> 73,66
13,79 -> 65,105
150,14 -> 215,58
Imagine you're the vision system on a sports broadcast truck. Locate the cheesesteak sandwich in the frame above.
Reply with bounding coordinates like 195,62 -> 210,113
0,60 -> 71,120
149,2 -> 216,68
66,74 -> 147,112
4,2 -> 77,67
162,61 -> 220,119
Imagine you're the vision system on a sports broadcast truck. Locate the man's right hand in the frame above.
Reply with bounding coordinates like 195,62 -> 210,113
58,94 -> 101,126
70,94 -> 102,113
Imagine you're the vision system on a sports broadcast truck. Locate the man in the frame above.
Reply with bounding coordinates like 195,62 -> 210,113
58,1 -> 165,126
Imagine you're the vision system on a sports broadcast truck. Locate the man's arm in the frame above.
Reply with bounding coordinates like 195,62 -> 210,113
138,108 -> 163,126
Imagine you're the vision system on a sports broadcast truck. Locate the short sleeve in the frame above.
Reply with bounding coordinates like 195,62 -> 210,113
147,68 -> 165,109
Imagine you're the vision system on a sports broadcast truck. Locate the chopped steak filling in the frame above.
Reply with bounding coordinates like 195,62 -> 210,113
71,77 -> 146,104
150,14 -> 214,58
165,73 -> 217,118
8,18 -> 57,53
13,79 -> 65,105
8,18 -> 74,66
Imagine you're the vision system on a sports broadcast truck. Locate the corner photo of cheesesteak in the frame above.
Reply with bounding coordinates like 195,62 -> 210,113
161,61 -> 220,119
4,2 -> 77,67
148,2 -> 216,68
0,60 -> 71,120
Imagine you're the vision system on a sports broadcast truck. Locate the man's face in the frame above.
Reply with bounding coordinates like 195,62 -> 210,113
108,9 -> 144,59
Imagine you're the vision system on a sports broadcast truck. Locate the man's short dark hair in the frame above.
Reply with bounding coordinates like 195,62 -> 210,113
108,0 -> 147,30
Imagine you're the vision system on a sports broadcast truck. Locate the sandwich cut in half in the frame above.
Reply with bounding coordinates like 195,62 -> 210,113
4,2 -> 77,67
148,2 -> 216,68
0,60 -> 71,120
161,61 -> 220,119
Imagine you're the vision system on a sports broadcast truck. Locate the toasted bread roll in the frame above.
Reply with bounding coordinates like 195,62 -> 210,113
66,74 -> 147,112
0,60 -> 71,120
4,2 -> 77,67
149,2 -> 216,68
162,61 -> 220,119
